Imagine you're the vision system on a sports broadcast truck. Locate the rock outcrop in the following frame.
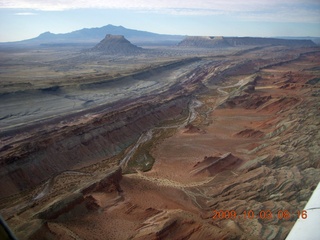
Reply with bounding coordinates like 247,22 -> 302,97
183,123 -> 206,134
191,153 -> 243,176
91,34 -> 143,54
18,167 -> 122,239
234,128 -> 265,138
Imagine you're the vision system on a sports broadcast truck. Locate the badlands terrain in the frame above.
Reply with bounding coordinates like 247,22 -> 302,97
0,34 -> 319,240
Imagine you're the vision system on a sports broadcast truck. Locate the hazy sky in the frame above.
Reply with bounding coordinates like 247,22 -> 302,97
0,0 -> 319,42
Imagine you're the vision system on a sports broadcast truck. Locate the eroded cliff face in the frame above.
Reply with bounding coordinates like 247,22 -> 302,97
0,95 -> 190,197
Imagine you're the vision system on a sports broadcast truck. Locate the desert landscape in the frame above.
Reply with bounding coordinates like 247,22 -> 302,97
0,25 -> 320,240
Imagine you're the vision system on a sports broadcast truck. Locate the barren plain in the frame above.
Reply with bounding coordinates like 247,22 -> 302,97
0,41 -> 319,240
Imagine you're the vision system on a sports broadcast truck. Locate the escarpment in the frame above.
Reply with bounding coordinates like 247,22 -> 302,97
178,36 -> 316,48
0,96 -> 189,198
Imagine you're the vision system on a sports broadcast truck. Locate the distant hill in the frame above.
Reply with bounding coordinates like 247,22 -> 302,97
1,25 -> 184,47
178,36 -> 316,48
90,34 -> 143,55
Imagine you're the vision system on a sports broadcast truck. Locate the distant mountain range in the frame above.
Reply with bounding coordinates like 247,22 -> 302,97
3,25 -> 185,47
1,24 -> 319,47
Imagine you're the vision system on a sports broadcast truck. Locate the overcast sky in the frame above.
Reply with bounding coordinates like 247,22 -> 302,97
0,0 -> 319,42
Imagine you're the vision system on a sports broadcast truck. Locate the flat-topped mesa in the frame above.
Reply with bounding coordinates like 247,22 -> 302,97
91,34 -> 143,54
224,37 -> 316,47
178,36 -> 231,48
178,36 -> 316,48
